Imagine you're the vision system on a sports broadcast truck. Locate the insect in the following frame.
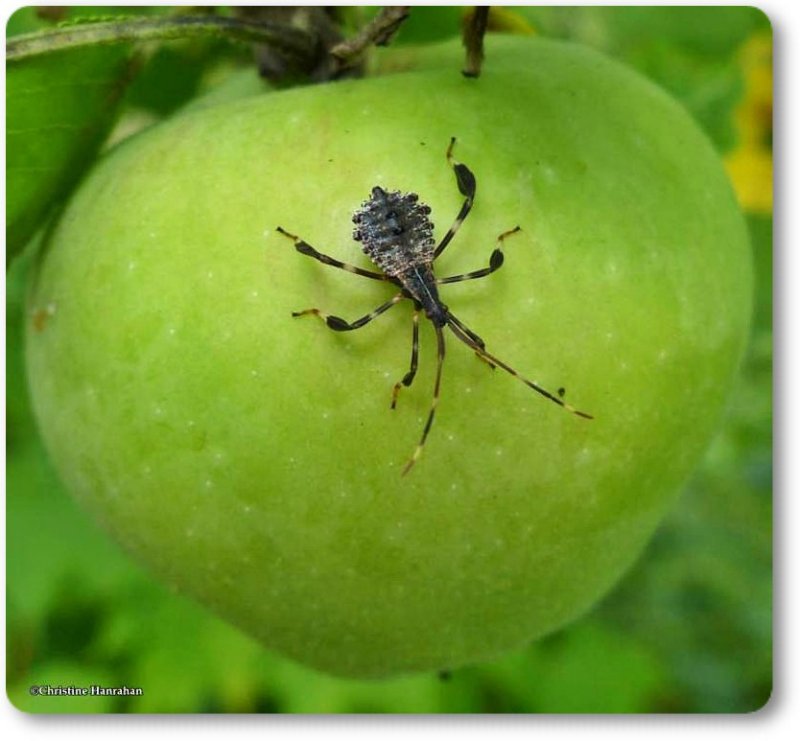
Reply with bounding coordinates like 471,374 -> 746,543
276,137 -> 592,474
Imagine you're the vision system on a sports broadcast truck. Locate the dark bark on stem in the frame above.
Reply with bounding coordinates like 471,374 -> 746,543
462,7 -> 490,78
329,6 -> 410,73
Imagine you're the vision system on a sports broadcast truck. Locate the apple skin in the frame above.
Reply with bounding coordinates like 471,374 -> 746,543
25,36 -> 751,678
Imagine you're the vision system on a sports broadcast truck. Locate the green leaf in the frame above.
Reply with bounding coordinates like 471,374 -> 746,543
6,6 -> 58,37
394,6 -> 464,45
6,43 -> 135,259
479,624 -> 668,713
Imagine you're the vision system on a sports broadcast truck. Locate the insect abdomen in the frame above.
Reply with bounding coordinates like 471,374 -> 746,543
352,186 -> 436,277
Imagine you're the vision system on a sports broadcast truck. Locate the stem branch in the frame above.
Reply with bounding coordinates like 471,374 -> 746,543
7,14 -> 316,63
329,6 -> 410,71
462,7 -> 490,78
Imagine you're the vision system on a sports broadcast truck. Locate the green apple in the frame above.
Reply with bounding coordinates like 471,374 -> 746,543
25,36 -> 751,677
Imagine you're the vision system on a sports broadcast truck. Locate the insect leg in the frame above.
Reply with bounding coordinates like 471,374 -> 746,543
433,137 -> 476,260
438,226 -> 521,284
446,312 -> 496,370
293,293 -> 404,331
391,309 -> 420,409
402,323 -> 447,475
276,226 -> 388,281
446,315 -> 594,419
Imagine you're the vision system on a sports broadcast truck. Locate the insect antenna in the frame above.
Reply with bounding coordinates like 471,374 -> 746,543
446,315 -> 593,420
402,323 -> 447,475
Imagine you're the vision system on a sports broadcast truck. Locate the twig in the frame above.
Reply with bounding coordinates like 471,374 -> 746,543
462,7 -> 489,78
6,14 -> 316,64
236,6 -> 344,82
329,6 -> 410,71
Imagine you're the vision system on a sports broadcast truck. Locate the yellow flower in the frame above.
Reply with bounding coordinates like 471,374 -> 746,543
724,32 -> 772,214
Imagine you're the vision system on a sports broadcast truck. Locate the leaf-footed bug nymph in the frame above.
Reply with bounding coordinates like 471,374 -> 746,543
276,138 -> 592,475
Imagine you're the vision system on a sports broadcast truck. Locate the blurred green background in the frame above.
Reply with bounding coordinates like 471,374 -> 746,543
6,6 -> 771,713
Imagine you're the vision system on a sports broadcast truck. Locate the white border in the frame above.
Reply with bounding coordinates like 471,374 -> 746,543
2,0 -> 791,737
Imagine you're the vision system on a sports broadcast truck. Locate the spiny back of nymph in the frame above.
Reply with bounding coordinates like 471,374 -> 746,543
352,187 -> 436,278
